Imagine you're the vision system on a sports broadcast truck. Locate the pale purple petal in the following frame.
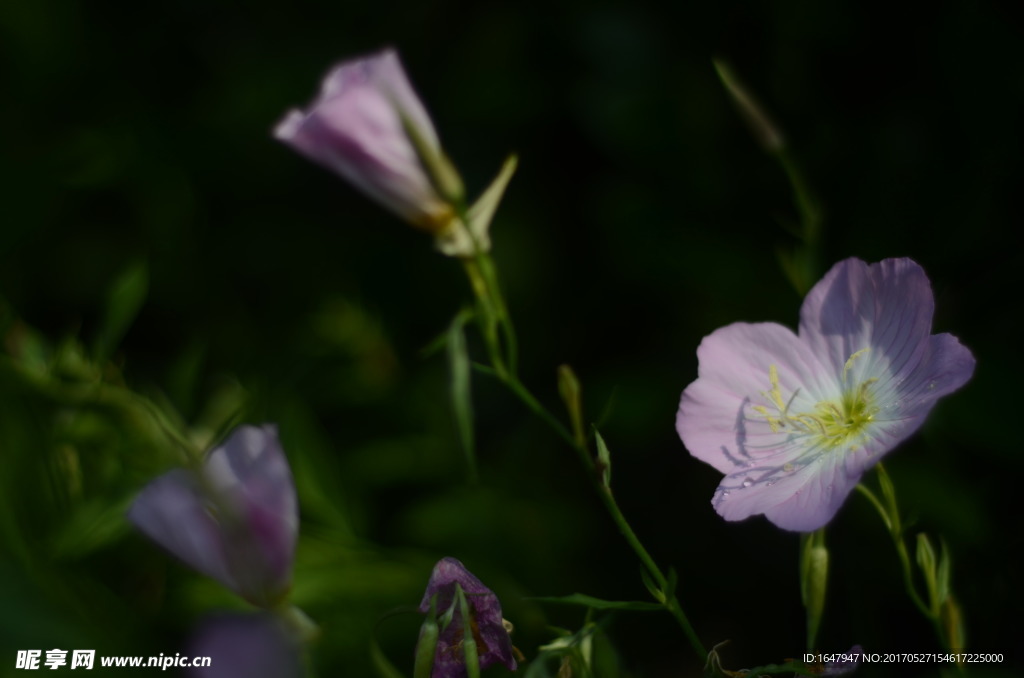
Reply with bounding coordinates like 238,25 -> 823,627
205,425 -> 298,605
184,613 -> 301,678
356,49 -> 440,150
419,557 -> 516,675
677,322 -> 833,474
800,258 -> 934,393
128,470 -> 234,587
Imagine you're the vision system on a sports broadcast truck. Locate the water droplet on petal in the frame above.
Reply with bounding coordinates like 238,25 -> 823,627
742,478 -> 753,488
766,480 -> 776,487
721,490 -> 730,499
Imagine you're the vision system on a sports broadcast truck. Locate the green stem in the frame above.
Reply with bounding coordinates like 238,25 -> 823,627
855,482 -> 931,618
3,357 -> 200,465
501,372 -> 706,661
454,214 -> 705,661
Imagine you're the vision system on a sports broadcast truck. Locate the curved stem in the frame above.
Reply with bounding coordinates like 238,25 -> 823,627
501,371 -> 706,661
855,482 -> 932,618
453,216 -> 705,661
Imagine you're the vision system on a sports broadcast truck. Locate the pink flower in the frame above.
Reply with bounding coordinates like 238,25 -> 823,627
184,613 -> 301,678
275,49 -> 515,258
275,51 -> 454,227
677,258 -> 975,531
128,425 -> 298,606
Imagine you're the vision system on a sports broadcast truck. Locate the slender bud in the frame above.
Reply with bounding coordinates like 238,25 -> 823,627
456,585 -> 481,678
557,365 -> 586,449
712,59 -> 785,153
414,596 -> 440,678
800,530 -> 829,651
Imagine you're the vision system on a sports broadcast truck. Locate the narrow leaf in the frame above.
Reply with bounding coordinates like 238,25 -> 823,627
592,427 -> 611,490
531,593 -> 662,612
93,259 -> 148,361
447,309 -> 476,482
936,538 -> 952,606
639,568 -> 666,604
557,364 -> 585,449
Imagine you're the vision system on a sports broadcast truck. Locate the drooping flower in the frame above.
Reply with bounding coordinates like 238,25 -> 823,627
128,424 -> 298,607
417,557 -> 516,677
274,50 -> 514,258
676,258 -> 975,531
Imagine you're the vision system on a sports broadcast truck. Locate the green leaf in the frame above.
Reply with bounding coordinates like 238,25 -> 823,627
557,364 -> 586,450
447,309 -> 476,482
530,593 -> 662,612
93,259 -> 148,362
664,567 -> 678,600
639,567 -> 666,604
592,427 -> 611,490
916,533 -> 939,613
937,538 -> 952,607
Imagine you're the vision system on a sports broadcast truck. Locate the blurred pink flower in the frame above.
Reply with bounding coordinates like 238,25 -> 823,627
129,425 -> 298,606
184,613 -> 301,678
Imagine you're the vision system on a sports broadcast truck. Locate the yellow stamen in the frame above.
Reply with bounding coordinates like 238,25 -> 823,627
754,354 -> 879,451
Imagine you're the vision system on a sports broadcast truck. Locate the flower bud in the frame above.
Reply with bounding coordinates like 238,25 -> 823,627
274,50 -> 459,236
418,558 -> 516,678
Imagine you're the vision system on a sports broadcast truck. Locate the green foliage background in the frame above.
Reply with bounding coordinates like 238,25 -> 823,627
1,1 -> 1021,676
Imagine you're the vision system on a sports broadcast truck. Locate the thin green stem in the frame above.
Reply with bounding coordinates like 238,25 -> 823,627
499,371 -> 706,661
855,481 -> 931,618
454,212 -> 705,661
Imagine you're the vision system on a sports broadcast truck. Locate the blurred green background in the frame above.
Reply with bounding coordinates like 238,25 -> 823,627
1,0 -> 1021,676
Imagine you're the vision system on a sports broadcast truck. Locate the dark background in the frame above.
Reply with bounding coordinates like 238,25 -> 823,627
1,1 -> 1021,676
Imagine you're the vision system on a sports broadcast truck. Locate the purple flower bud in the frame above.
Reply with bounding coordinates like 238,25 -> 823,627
183,613 -> 302,678
274,49 -> 456,234
418,558 -> 516,677
128,425 -> 298,607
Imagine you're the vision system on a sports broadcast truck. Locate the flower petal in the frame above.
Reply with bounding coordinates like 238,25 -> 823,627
205,425 -> 298,604
127,469 -> 234,588
184,613 -> 302,678
129,425 -> 298,605
713,450 -> 856,531
678,322 -> 833,474
800,258 -> 935,393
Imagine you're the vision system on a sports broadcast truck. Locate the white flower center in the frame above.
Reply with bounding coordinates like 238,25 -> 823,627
753,349 -> 879,451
